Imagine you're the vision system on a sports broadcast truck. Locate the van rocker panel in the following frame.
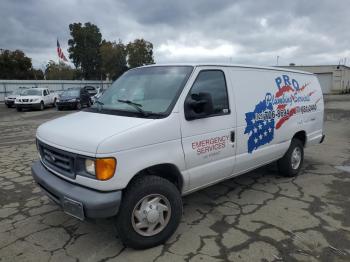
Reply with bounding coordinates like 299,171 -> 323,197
31,160 -> 122,219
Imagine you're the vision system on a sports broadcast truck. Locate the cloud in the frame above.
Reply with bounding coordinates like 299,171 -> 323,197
1,0 -> 350,68
158,41 -> 242,62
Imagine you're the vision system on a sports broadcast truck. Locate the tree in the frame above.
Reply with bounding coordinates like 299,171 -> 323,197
0,49 -> 33,79
45,60 -> 80,80
31,68 -> 45,80
100,40 -> 127,80
68,22 -> 102,79
126,39 -> 154,68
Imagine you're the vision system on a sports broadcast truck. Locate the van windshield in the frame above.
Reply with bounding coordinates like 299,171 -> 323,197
89,66 -> 193,117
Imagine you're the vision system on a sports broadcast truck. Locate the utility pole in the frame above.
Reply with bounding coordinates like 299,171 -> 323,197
276,56 -> 279,66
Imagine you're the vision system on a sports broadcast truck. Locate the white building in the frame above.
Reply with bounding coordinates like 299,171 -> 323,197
278,65 -> 350,94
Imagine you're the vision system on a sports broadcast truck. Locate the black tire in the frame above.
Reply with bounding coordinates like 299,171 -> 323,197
16,106 -> 22,112
6,104 -> 11,108
116,175 -> 182,249
57,106 -> 63,111
53,98 -> 57,107
40,101 -> 44,111
278,138 -> 304,177
76,102 -> 82,110
87,100 -> 91,107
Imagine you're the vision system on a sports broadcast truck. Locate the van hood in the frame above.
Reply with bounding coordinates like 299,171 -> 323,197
36,111 -> 153,155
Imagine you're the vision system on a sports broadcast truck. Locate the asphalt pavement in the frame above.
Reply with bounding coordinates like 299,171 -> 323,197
0,96 -> 350,262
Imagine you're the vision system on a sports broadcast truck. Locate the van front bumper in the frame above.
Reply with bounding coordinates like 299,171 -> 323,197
31,160 -> 122,219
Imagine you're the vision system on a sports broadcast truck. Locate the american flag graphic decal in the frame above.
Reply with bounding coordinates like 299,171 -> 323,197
244,98 -> 275,153
57,39 -> 68,62
244,75 -> 315,154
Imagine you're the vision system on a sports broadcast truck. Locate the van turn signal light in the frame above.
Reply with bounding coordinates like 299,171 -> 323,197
95,158 -> 116,181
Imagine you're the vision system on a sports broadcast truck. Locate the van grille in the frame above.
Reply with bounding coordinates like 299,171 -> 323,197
37,140 -> 76,179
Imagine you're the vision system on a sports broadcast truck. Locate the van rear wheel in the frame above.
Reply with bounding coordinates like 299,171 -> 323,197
116,175 -> 182,249
278,138 -> 304,177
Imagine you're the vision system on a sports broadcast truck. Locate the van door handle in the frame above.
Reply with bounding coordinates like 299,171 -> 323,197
230,131 -> 235,142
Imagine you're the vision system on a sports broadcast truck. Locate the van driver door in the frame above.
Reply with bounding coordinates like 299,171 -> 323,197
179,67 -> 236,192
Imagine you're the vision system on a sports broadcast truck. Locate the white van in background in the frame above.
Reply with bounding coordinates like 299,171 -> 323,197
31,64 -> 324,249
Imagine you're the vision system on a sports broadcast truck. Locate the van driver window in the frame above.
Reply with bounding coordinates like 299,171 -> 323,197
189,70 -> 230,116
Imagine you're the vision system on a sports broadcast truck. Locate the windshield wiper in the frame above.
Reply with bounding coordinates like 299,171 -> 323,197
117,99 -> 149,116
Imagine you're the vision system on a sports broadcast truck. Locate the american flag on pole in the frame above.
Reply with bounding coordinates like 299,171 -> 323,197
57,39 -> 68,62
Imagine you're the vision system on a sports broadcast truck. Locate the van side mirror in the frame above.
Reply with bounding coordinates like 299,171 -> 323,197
185,92 -> 214,120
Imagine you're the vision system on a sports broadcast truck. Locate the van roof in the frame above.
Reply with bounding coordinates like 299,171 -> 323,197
140,63 -> 314,75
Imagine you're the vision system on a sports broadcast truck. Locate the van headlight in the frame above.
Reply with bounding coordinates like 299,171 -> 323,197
85,159 -> 95,174
85,158 -> 116,180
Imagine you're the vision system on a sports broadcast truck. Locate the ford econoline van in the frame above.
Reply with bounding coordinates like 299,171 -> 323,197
32,64 -> 325,249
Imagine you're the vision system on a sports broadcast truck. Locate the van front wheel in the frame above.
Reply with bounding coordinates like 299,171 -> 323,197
278,138 -> 304,177
116,175 -> 182,249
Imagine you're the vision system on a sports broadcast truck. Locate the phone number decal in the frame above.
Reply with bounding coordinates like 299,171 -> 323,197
254,104 -> 317,121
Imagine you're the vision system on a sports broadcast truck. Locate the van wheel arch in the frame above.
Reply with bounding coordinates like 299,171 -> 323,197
293,130 -> 306,147
127,164 -> 184,193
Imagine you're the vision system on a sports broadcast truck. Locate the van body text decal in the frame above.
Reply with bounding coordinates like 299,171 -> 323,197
244,75 -> 316,153
192,135 -> 229,156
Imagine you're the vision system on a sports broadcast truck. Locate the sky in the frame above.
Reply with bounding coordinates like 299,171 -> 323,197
1,0 -> 350,69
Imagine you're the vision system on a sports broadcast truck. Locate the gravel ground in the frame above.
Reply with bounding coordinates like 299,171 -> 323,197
0,95 -> 350,262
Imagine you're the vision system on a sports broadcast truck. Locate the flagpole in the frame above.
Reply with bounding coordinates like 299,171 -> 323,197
57,37 -> 60,65
57,37 -> 60,81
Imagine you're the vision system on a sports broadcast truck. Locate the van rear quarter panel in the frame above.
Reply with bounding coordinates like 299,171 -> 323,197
228,68 -> 323,173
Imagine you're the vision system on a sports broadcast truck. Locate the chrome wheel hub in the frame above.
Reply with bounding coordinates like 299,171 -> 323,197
131,194 -> 171,236
291,147 -> 302,169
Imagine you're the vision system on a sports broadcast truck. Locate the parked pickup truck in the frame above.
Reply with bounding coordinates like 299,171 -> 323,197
15,88 -> 58,111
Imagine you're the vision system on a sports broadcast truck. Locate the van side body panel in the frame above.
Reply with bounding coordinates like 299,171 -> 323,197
177,67 -> 237,193
228,68 -> 323,176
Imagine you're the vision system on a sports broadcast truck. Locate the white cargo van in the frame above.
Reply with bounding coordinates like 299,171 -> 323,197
32,64 -> 324,249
